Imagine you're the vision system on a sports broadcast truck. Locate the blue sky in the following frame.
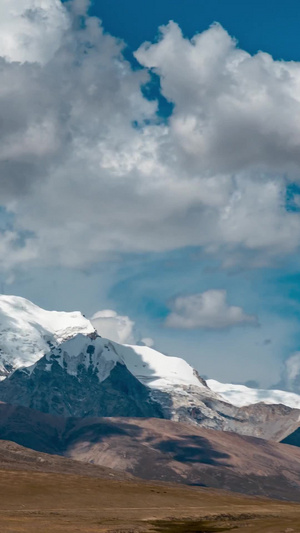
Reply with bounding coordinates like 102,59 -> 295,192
1,0 -> 300,388
93,0 -> 300,61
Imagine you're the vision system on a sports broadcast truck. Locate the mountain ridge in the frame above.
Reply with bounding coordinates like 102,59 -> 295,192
0,294 -> 299,442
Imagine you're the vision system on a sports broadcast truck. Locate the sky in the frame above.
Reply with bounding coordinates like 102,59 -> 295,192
1,0 -> 300,390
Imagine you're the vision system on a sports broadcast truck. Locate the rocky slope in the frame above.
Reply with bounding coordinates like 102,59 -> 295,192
0,438 -> 132,480
63,415 -> 300,501
1,402 -> 300,501
0,336 -> 163,419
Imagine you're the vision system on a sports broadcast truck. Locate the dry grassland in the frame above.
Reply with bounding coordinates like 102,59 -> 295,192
0,469 -> 300,532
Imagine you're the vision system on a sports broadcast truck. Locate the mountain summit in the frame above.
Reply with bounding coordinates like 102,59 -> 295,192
0,295 -> 94,379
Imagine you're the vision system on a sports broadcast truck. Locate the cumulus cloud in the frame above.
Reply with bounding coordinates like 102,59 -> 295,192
135,22 -> 300,175
165,290 -> 258,329
0,0 -> 69,64
90,310 -> 155,346
90,310 -> 136,344
1,7 -> 300,272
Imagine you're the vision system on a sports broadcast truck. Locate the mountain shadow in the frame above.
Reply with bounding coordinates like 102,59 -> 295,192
154,435 -> 231,466
0,357 -> 164,419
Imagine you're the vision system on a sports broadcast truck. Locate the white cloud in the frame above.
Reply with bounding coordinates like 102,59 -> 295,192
0,0 -> 69,64
140,337 -> 154,347
165,290 -> 258,329
1,10 -> 300,272
90,311 -> 155,346
280,352 -> 300,393
135,22 -> 300,176
90,309 -> 135,344
0,231 -> 37,270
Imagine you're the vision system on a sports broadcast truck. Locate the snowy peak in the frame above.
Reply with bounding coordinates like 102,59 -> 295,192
0,293 -> 206,393
27,334 -> 122,384
0,295 -> 94,378
24,333 -> 207,391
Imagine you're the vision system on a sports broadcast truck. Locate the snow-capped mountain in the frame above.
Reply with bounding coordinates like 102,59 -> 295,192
0,334 -> 163,419
0,332 -> 216,421
207,379 -> 300,410
25,334 -> 208,390
0,330 -> 299,441
0,295 -> 94,379
0,295 -> 300,442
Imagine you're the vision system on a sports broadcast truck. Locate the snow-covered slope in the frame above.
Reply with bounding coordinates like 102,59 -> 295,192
208,379 -> 300,410
116,343 -> 206,390
0,295 -> 94,378
21,333 -> 206,391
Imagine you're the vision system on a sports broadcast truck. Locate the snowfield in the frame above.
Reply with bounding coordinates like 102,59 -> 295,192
118,343 -> 205,390
207,379 -> 300,410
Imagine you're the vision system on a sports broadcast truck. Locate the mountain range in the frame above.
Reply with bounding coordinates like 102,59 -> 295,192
0,295 -> 299,441
1,294 -> 300,503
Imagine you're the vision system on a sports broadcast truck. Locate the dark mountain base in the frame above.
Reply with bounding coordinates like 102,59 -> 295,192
0,359 -> 163,418
1,402 -> 300,502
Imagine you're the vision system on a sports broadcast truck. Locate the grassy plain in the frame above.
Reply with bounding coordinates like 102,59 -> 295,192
0,469 -> 300,533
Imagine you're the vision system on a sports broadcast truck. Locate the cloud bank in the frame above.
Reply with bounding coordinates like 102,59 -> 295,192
1,4 -> 300,272
166,290 -> 258,330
